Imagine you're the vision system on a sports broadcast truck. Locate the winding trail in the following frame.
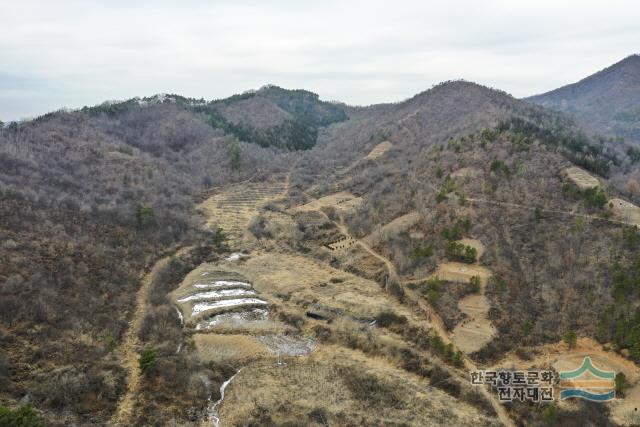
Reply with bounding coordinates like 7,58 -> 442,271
462,196 -> 638,227
111,248 -> 189,426
302,186 -> 640,426
323,215 -> 514,426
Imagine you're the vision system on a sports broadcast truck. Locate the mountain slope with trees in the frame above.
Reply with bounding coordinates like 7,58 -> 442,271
527,54 -> 640,144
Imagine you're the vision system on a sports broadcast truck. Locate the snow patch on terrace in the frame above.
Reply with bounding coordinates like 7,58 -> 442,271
225,252 -> 249,262
178,288 -> 257,302
192,298 -> 267,315
194,280 -> 252,289
195,308 -> 269,331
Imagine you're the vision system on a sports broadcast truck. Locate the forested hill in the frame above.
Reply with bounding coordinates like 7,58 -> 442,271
527,54 -> 640,144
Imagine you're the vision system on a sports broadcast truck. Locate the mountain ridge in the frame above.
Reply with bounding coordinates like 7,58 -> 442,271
527,54 -> 640,143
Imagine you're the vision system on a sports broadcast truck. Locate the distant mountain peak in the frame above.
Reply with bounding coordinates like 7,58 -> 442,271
527,54 -> 640,143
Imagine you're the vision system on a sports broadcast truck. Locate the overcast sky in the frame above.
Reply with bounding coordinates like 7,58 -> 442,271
1,0 -> 639,121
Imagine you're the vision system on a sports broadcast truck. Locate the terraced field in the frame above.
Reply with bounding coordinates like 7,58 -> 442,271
198,179 -> 288,242
290,191 -> 363,215
364,140 -> 393,160
610,197 -> 640,226
363,211 -> 421,246
565,166 -> 600,189
494,338 -> 640,426
435,239 -> 496,354
171,267 -> 269,327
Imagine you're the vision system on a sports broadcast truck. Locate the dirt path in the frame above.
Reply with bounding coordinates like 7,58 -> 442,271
111,249 -> 189,426
324,215 -> 514,426
462,196 -> 636,227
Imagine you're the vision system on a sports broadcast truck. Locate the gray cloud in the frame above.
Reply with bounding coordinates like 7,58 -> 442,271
0,0 -> 639,120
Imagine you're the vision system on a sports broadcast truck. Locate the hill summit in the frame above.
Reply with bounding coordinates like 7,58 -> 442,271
527,54 -> 640,143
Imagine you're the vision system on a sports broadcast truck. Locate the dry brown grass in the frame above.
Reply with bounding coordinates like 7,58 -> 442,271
451,294 -> 496,353
197,180 -> 287,242
215,252 -> 413,319
219,345 -> 497,426
434,262 -> 491,284
193,334 -> 271,364
289,191 -> 363,215
363,211 -> 421,246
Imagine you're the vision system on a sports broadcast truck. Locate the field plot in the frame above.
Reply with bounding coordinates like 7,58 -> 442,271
198,180 -> 287,241
194,334 -> 270,364
451,294 -> 496,353
290,191 -> 363,215
364,140 -> 394,160
218,346 -> 497,426
495,338 -> 640,426
434,262 -> 491,284
438,238 -> 494,353
565,166 -> 600,190
609,197 -> 640,226
363,211 -> 421,246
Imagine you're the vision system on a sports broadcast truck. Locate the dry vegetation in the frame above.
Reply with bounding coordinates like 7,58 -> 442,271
4,77 -> 640,426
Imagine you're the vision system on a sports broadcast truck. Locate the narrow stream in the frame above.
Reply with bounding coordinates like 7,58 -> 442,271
175,306 -> 184,325
207,368 -> 243,427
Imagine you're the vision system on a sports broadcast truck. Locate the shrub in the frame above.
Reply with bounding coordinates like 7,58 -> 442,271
135,203 -> 156,229
211,227 -> 228,247
469,276 -> 481,293
490,159 -> 510,175
480,128 -> 497,143
338,366 -> 404,408
0,405 -> 43,427
139,347 -> 158,376
410,244 -> 433,260
615,372 -> 627,396
387,281 -> 405,302
429,366 -> 460,397
375,310 -> 408,328
563,330 -> 577,349
445,242 -> 477,263
308,407 -> 329,425
227,139 -> 241,170
542,404 -> 558,424
278,312 -> 305,329
583,187 -> 607,209
441,218 -> 471,241
421,276 -> 443,304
